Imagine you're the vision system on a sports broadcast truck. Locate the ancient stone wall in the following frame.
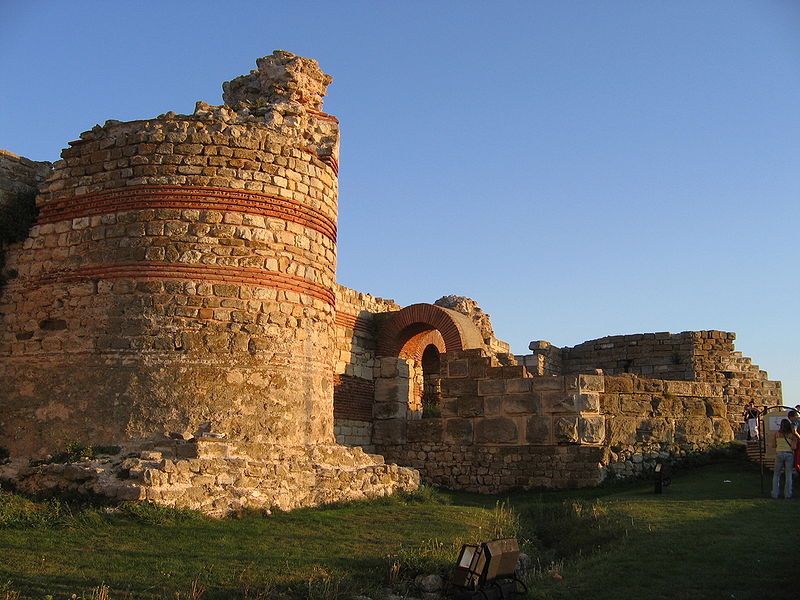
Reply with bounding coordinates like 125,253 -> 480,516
332,286 -> 400,450
520,330 -> 782,433
0,150 -> 52,283
1,439 -> 418,517
375,348 -> 736,492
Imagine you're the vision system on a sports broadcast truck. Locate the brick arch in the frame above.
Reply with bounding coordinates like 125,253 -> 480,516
377,303 -> 485,358
398,328 -> 446,361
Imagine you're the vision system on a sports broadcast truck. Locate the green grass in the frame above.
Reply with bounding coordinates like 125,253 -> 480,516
0,460 -> 794,599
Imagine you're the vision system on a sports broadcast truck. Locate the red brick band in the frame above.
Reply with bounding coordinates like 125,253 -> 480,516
333,374 -> 375,421
307,109 -> 339,123
335,312 -> 373,336
21,262 -> 335,306
36,186 -> 337,242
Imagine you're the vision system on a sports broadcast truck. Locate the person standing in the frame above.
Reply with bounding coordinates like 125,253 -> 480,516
742,402 -> 759,441
772,419 -> 795,499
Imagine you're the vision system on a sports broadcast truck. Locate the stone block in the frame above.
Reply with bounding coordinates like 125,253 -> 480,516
574,393 -> 600,413
448,359 -> 469,378
620,394 -> 649,414
595,394 -> 615,414
604,376 -> 634,393
674,418 -> 713,443
564,375 -> 579,392
636,418 -> 673,443
704,399 -> 726,418
468,359 -> 489,378
379,358 -> 399,378
444,378 -> 478,396
551,392 -> 578,413
483,395 -> 503,415
579,374 -> 604,392
457,396 -> 483,417
531,376 -> 563,392
650,396 -> 676,415
680,398 -> 708,417
692,382 -> 714,397
526,416 -> 551,444
579,416 -> 606,444
445,418 -> 473,443
608,417 -> 638,446
474,417 -> 519,444
373,401 -> 406,420
439,397 -> 459,417
505,378 -> 533,394
635,378 -> 664,393
665,381 -> 695,396
477,379 -> 505,396
372,419 -> 406,444
554,417 -> 578,444
374,378 -> 406,404
712,417 -> 734,441
502,393 -> 541,415
406,419 -> 444,443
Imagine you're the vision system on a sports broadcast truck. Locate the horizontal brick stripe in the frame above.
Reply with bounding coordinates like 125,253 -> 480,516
36,186 -> 337,242
19,262 -> 336,306
306,109 -> 339,123
334,311 -> 373,336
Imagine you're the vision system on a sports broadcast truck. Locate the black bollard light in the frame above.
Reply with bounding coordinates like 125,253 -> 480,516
654,462 -> 672,494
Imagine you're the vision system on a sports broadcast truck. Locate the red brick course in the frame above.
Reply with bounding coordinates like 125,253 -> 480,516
333,374 -> 375,421
36,185 -> 337,242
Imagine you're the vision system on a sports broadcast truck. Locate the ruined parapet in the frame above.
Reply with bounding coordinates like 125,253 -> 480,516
517,330 -> 781,433
1,441 -> 419,517
0,150 -> 52,273
0,150 -> 52,231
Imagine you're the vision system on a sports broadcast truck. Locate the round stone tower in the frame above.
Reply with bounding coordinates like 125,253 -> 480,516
0,52 -> 344,455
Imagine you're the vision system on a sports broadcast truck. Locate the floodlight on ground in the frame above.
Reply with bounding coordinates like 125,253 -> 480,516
451,544 -> 485,589
654,462 -> 672,494
450,538 -> 527,599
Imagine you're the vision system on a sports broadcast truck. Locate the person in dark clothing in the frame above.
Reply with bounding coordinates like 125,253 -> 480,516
742,402 -> 759,440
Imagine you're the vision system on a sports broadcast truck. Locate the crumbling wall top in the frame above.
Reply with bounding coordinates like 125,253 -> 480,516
222,50 -> 332,112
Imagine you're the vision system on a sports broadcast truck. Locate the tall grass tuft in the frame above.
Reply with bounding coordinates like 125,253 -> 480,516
523,498 -> 627,563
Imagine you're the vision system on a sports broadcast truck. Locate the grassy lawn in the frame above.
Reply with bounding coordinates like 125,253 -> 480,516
0,458 -> 794,600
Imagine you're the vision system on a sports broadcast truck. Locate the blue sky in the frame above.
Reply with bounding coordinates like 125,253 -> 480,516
2,1 -> 798,400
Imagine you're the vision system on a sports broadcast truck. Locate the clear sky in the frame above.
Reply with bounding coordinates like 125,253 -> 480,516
2,1 -> 798,400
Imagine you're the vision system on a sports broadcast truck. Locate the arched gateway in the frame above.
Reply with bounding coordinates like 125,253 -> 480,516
375,303 -> 486,416
376,303 -> 485,358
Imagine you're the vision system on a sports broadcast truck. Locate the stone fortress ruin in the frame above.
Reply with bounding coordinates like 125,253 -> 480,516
0,52 -> 782,514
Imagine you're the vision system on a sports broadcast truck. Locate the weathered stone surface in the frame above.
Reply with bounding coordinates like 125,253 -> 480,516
579,416 -> 605,444
554,417 -> 579,443
474,417 -> 518,444
445,418 -> 472,443
0,443 -> 419,516
372,419 -> 406,445
456,395 -> 483,417
502,393 -> 540,415
525,416 -> 551,444
406,419 -> 443,443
